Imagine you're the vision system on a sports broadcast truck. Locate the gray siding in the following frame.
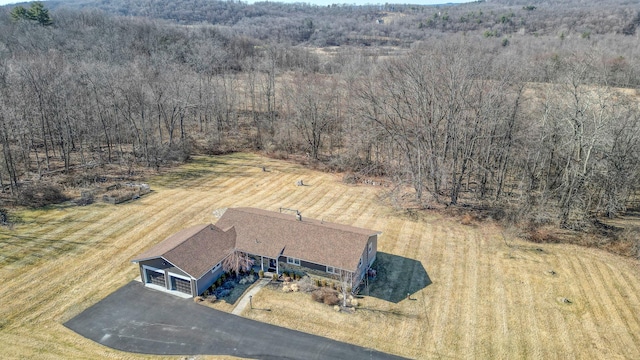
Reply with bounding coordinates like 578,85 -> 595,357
280,256 -> 326,272
301,260 -> 325,272
368,234 -> 378,266
195,264 -> 225,295
361,235 -> 377,286
138,258 -> 189,277
354,235 -> 377,284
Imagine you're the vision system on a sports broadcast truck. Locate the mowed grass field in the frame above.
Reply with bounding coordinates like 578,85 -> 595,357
1,153 -> 640,359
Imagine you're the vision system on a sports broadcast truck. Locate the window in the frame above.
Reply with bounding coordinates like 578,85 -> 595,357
326,266 -> 337,274
368,242 -> 373,253
287,257 -> 300,266
211,262 -> 221,273
358,257 -> 362,268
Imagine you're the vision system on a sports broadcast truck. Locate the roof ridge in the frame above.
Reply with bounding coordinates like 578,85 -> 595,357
230,207 -> 378,235
169,224 -> 213,253
168,223 -> 234,258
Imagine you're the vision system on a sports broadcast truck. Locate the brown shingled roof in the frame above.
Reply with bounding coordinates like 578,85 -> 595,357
132,224 -> 236,279
215,207 -> 380,272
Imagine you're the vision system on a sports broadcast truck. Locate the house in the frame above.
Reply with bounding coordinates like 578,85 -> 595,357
131,207 -> 380,298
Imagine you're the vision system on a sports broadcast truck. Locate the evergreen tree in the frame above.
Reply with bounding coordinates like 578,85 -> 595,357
10,6 -> 29,22
29,2 -> 53,26
10,2 -> 52,26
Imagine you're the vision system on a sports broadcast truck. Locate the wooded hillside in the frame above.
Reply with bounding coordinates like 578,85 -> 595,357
46,0 -> 640,46
0,1 -> 639,255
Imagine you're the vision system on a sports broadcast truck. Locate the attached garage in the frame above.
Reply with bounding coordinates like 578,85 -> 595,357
132,224 -> 237,298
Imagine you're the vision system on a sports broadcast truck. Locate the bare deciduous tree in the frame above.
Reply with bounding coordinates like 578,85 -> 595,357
222,251 -> 254,276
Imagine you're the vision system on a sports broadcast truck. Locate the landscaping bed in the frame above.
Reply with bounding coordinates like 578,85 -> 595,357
276,274 -> 361,311
196,271 -> 259,309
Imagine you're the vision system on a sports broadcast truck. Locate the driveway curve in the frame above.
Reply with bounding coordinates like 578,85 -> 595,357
64,282 -> 407,360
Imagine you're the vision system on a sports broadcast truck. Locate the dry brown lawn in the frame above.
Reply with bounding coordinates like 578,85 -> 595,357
1,153 -> 640,359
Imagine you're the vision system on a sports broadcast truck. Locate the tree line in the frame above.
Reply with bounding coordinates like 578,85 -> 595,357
0,4 -> 639,246
45,0 -> 640,47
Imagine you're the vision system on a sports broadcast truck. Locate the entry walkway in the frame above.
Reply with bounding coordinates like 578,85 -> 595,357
232,277 -> 270,315
65,281 -> 406,359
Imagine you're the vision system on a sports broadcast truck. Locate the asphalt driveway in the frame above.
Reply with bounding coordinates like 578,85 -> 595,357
64,282 -> 408,360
